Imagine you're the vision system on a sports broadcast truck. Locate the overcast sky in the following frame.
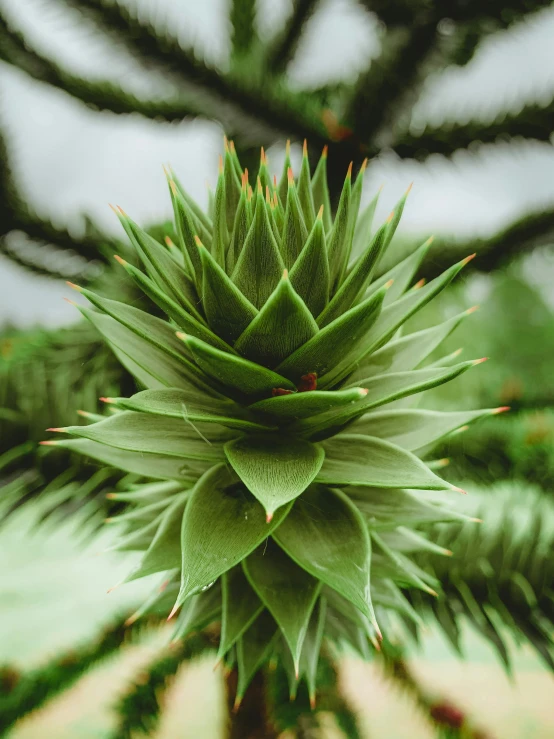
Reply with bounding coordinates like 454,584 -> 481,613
1,0 -> 554,326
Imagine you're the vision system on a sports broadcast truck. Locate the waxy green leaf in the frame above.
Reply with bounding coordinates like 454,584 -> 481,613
273,485 -> 376,626
200,244 -> 258,344
347,311 -> 468,383
317,434 -> 452,490
244,539 -> 321,671
232,190 -> 284,308
289,212 -> 329,318
298,596 -> 327,706
350,408 -> 497,452
236,611 -> 279,704
110,389 -> 275,432
62,411 -> 231,461
367,236 -> 433,305
224,435 -> 324,519
351,188 -> 381,261
175,464 -> 293,608
297,143 -> 316,229
49,438 -> 201,480
125,491 -> 188,582
311,148 -> 332,231
280,176 -> 309,268
212,167 -> 229,267
219,568 -> 264,659
276,285 -> 387,384
181,334 -> 296,396
234,273 -> 318,368
168,180 -> 203,282
327,169 -> 352,286
227,182 -> 251,274
250,387 -> 368,420
317,217 -> 389,328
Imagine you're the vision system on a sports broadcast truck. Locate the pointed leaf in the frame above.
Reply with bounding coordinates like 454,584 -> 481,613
227,181 -> 251,274
62,412 -> 230,461
50,438 -> 200,480
318,434 -> 452,490
110,389 -> 275,432
325,256 -> 474,387
352,188 -> 381,260
125,491 -> 188,581
347,311 -> 468,383
299,596 -> 327,706
116,210 -> 197,308
288,211 -> 329,317
276,285 -> 387,384
244,539 -> 321,671
232,191 -> 284,308
77,288 -> 207,387
212,167 -> 228,266
236,611 -> 279,702
234,272 -> 318,368
273,485 -> 375,624
297,143 -> 316,229
347,485 -> 471,527
176,464 -> 293,606
317,217 -> 389,328
219,568 -> 264,659
172,582 -> 222,641
224,148 -> 242,231
224,435 -> 324,519
350,408 -> 497,452
200,244 -> 258,344
181,334 -> 296,396
311,147 -> 332,231
168,180 -> 203,282
367,237 -> 433,305
80,307 -> 197,390
280,174 -> 309,268
250,387 -> 368,420
327,169 -> 352,286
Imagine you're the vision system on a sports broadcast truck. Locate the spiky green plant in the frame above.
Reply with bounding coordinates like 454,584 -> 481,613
42,141 -> 500,708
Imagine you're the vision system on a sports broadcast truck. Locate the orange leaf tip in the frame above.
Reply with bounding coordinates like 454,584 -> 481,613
47,427 -> 66,433
285,139 -> 291,155
194,235 -> 203,247
260,146 -> 266,165
105,493 -> 117,499
273,174 -> 278,188
473,357 -> 488,365
452,348 -> 463,357
471,517 -> 483,524
287,166 -> 294,184
256,176 -> 263,193
107,583 -> 121,594
99,397 -> 113,403
462,252 -> 477,265
175,332 -> 188,341
302,139 -> 308,156
233,696 -> 242,713
124,613 -> 139,627
317,204 -> 324,219
322,144 -> 328,158
359,388 -> 368,396
77,410 -> 91,418
386,211 -> 394,223
451,486 -> 467,495
39,440 -> 57,446
436,458 -> 450,468
413,278 -> 426,290
406,182 -> 413,194
169,180 -> 177,195
492,406 -> 511,414
230,140 -> 236,154
167,603 -> 180,621
266,511 -> 274,523
346,161 -> 353,178
427,588 -> 438,598
164,236 -> 175,247
309,695 -> 316,710
66,281 -> 82,292
218,154 -> 223,174
283,268 -> 289,279
384,279 -> 394,289
114,255 -> 126,266
360,157 -> 368,172
466,305 -> 479,315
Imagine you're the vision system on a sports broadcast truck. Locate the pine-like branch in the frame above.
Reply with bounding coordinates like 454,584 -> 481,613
391,96 -> 554,161
419,204 -> 554,279
108,634 -> 213,739
266,0 -> 321,75
413,486 -> 554,672
57,0 -> 325,143
230,0 -> 257,60
0,14 -> 214,123
0,614 -> 144,734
